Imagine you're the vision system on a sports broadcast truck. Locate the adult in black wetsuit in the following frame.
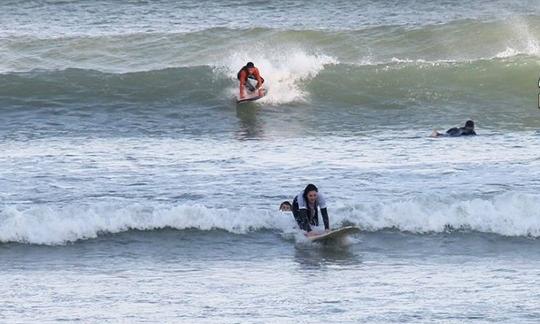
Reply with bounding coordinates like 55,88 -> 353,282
432,120 -> 477,137
291,184 -> 330,236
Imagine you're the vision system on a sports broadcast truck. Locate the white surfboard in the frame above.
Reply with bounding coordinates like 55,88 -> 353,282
308,226 -> 360,242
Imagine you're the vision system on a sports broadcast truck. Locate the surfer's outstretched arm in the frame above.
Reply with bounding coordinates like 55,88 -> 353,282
321,208 -> 330,230
252,68 -> 264,96
253,68 -> 264,89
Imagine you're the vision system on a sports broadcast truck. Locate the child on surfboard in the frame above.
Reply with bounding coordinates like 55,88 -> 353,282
237,62 -> 265,100
281,184 -> 331,237
279,201 -> 292,212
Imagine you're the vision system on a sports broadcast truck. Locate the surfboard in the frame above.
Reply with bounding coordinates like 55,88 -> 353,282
236,89 -> 266,104
308,226 -> 360,243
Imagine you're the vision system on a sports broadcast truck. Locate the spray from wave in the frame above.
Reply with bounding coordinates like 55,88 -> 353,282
215,44 -> 337,104
494,16 -> 540,58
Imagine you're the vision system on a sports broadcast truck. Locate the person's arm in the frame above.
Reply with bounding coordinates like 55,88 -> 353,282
321,208 -> 330,230
295,209 -> 312,232
316,193 -> 329,231
239,71 -> 246,98
254,69 -> 263,89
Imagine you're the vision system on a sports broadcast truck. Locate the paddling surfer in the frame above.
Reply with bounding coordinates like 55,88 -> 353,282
431,120 -> 477,137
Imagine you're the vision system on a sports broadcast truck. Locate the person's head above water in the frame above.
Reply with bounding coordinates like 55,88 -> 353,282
464,120 -> 475,129
279,201 -> 292,211
245,62 -> 255,73
303,183 -> 319,205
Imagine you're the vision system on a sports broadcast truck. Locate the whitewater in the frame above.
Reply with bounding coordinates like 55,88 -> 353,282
1,0 -> 540,323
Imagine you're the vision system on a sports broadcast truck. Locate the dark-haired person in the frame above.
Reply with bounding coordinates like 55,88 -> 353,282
279,201 -> 292,212
292,184 -> 330,236
237,62 -> 264,99
431,120 -> 477,137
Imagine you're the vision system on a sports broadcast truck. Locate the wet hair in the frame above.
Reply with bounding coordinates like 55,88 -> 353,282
279,201 -> 292,210
246,62 -> 255,68
303,184 -> 318,205
465,120 -> 474,128
304,183 -> 318,193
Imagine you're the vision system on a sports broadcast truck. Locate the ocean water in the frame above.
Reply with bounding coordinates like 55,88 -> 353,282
1,0 -> 540,322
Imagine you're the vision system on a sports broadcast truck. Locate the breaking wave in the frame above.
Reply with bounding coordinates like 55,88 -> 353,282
1,192 -> 539,245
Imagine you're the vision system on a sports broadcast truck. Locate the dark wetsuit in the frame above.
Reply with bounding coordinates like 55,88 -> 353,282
445,127 -> 476,137
291,192 -> 329,232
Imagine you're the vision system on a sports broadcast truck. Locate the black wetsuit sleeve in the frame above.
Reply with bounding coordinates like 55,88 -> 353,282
321,208 -> 329,230
456,127 -> 477,136
295,209 -> 312,232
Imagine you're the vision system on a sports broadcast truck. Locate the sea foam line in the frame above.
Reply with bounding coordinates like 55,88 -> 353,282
1,192 -> 540,245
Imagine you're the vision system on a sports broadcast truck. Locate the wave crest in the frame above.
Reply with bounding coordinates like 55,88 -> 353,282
0,203 -> 293,245
215,46 -> 337,104
2,193 -> 540,245
334,193 -> 540,237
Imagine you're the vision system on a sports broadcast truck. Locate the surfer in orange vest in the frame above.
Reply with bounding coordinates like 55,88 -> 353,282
237,62 -> 265,99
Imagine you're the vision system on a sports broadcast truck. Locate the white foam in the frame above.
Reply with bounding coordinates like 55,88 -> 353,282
216,45 -> 337,104
0,203 -> 296,245
2,192 -> 540,245
495,47 -> 521,59
333,192 -> 540,237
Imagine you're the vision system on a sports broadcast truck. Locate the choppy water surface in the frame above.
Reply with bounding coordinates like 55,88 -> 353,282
1,0 -> 540,322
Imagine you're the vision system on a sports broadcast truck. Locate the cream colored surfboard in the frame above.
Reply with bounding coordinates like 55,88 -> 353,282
308,226 -> 360,242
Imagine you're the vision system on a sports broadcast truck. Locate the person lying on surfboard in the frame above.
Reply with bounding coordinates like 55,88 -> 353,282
289,184 -> 330,237
237,62 -> 265,99
431,120 -> 477,137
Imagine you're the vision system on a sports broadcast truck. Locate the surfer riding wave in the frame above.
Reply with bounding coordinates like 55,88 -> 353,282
237,62 -> 265,99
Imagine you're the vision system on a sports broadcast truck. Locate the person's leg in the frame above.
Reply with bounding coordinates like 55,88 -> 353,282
256,76 -> 265,96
